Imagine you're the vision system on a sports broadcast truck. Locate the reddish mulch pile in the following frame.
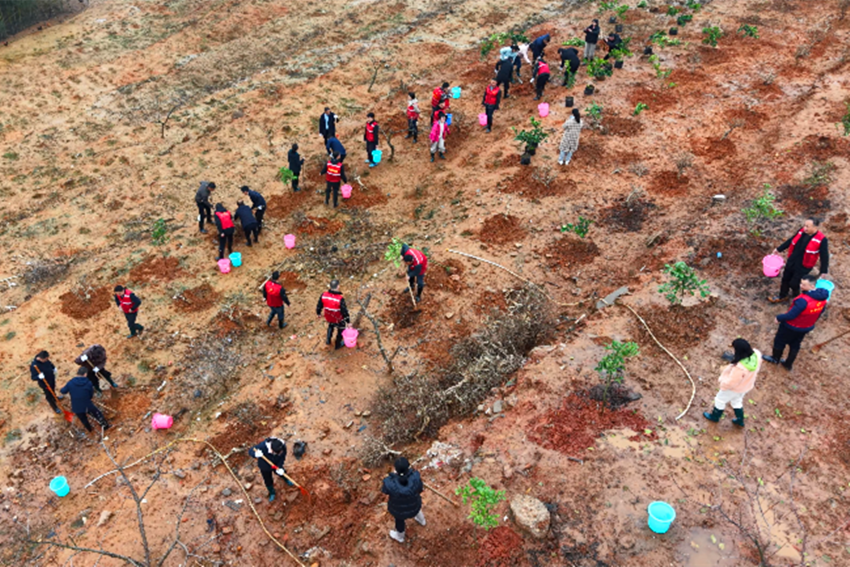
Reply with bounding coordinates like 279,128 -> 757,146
278,270 -> 307,292
603,116 -> 644,137
539,236 -> 599,269
778,184 -> 830,215
501,165 -> 577,199
529,392 -> 656,457
648,170 -> 690,196
129,256 -> 182,283
476,526 -> 524,567
478,214 -> 527,245
266,190 -> 312,218
600,197 -> 656,232
297,216 -> 344,236
384,290 -> 426,330
630,300 -> 718,352
174,283 -> 220,312
429,259 -> 465,294
691,137 -> 736,162
59,286 -> 112,320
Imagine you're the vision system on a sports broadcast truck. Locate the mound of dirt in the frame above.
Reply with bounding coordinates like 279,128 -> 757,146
296,215 -> 344,236
59,286 -> 112,320
278,270 -> 307,292
539,236 -> 599,269
385,290 -> 426,330
429,259 -> 465,294
691,137 -> 736,162
129,256 -> 182,283
627,86 -> 678,111
478,214 -> 527,245
631,300 -> 718,352
265,191 -> 312,218
778,184 -> 830,215
648,171 -> 690,196
603,116 -> 644,137
110,391 -> 151,422
502,165 -> 577,199
601,197 -> 657,232
692,233 -> 771,277
174,283 -> 220,312
476,526 -> 524,567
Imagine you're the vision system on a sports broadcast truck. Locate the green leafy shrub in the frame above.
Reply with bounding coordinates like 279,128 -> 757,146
633,102 -> 648,116
513,117 -> 549,146
586,102 -> 603,122
480,31 -> 530,58
738,24 -> 759,38
587,58 -> 613,78
667,6 -> 680,16
677,14 -> 693,26
563,37 -> 585,47
151,218 -> 169,246
278,167 -> 297,184
687,0 -> 702,11
743,184 -> 783,224
650,31 -> 681,47
560,216 -> 593,238
456,478 -> 506,530
702,26 -> 723,47
649,54 -> 672,79
658,261 -> 710,304
598,1 -> 620,13
615,4 -> 629,19
596,340 -> 639,408
2,151 -> 18,160
563,68 -> 577,89
384,237 -> 405,267
840,102 -> 850,136
637,0 -> 648,7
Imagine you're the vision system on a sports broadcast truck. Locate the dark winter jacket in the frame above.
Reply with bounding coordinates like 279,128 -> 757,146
558,47 -> 581,73
195,181 -> 213,205
382,470 -> 423,520
327,137 -> 346,158
246,189 -> 266,210
776,288 -> 829,333
529,34 -> 550,59
495,59 -> 513,84
252,437 -> 287,472
778,233 -> 829,274
287,149 -> 304,175
319,112 -> 338,138
605,33 -> 623,52
60,375 -> 96,413
30,358 -> 56,382
584,23 -> 600,44
75,344 -> 108,368
235,204 -> 257,229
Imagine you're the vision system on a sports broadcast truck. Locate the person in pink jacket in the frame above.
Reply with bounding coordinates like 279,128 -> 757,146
429,113 -> 450,162
703,339 -> 761,427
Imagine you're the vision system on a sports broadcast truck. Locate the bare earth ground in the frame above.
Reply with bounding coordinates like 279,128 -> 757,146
0,0 -> 849,566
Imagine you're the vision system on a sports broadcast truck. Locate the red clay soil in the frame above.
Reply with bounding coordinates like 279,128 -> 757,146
691,137 -> 736,163
603,116 -> 644,137
476,526 -> 524,567
600,197 -> 657,232
696,45 -> 731,66
59,285 -> 112,320
631,300 -> 718,352
826,211 -> 848,233
474,290 -> 509,317
799,134 -> 850,161
109,391 -> 151,422
778,184 -> 830,215
648,170 -> 690,196
340,187 -> 389,209
529,392 -> 656,457
429,259 -> 466,294
265,190 -> 312,218
278,270 -> 307,292
692,233 -> 771,277
129,255 -> 182,283
385,290 -> 428,330
627,85 -> 678,111
723,107 -> 767,130
174,283 -> 220,312
539,236 -> 599,269
296,216 -> 344,236
212,307 -> 261,338
478,214 -> 527,245
501,165 -> 577,199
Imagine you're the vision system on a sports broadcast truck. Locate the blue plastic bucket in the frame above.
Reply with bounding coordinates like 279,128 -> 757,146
647,501 -> 675,534
446,113 -> 453,126
450,86 -> 462,99
372,149 -> 382,164
229,252 -> 242,267
816,279 -> 834,301
50,476 -> 70,498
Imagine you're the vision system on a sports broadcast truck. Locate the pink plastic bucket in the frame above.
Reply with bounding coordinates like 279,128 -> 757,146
478,113 -> 488,126
762,254 -> 784,278
284,234 -> 296,249
217,259 -> 231,274
342,328 -> 358,348
151,413 -> 173,430
341,184 -> 353,199
538,102 -> 550,117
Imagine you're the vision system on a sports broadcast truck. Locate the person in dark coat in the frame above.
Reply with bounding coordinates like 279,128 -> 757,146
286,145 -> 305,192
251,436 -> 293,502
114,285 -> 144,339
318,108 -> 338,152
381,457 -> 425,543
241,186 -> 267,231
584,19 -> 601,60
75,343 -> 118,395
529,33 -> 550,62
235,201 -> 259,246
195,181 -> 215,233
558,46 -> 581,83
763,276 -> 829,371
262,271 -> 291,329
769,218 -> 830,303
316,279 -> 349,349
495,56 -> 514,99
214,203 -> 235,260
30,350 -> 62,414
603,32 -> 623,60
326,137 -> 346,163
61,366 -> 109,432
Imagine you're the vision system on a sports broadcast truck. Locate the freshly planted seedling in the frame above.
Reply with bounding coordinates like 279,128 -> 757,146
633,102 -> 648,116
563,37 -> 585,47
637,0 -> 648,7
595,340 -> 639,409
563,68 -> 577,89
650,31 -> 681,47
480,30 -> 530,58
456,477 -> 506,530
151,218 -> 169,246
743,184 -> 783,225
687,0 -> 702,11
278,167 -> 297,184
513,117 -> 549,148
586,102 -> 603,122
384,237 -> 405,267
659,261 -> 710,304
561,216 -> 593,238
803,161 -> 835,187
677,14 -> 693,26
649,54 -> 672,79
738,24 -> 759,38
598,1 -> 620,14
615,4 -> 629,19
667,6 -> 681,16
702,26 -> 723,47
587,57 -> 613,78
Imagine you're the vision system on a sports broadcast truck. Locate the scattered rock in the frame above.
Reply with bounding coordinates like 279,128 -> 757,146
221,526 -> 233,535
245,483 -> 253,491
445,312 -> 454,319
510,494 -> 551,539
173,470 -> 187,479
502,465 -> 513,480
362,474 -> 372,482
97,510 -> 112,527
492,400 -> 503,413
221,488 -> 232,497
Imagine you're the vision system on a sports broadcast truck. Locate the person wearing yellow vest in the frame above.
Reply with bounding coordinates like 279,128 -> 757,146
769,218 -> 829,303
263,271 -> 291,329
113,285 -> 144,338
703,339 -> 761,428
214,203 -> 235,260
364,112 -> 380,168
321,154 -> 348,208
316,280 -> 350,349
764,275 -> 829,371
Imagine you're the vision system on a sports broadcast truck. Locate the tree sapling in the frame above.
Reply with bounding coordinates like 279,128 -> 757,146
455,477 -> 506,530
658,261 -> 710,304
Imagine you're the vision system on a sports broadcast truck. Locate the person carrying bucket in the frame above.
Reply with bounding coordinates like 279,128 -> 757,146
431,82 -> 450,124
61,366 -> 110,433
241,186 -> 267,230
251,436 -> 294,503
234,201 -> 259,247
316,279 -> 349,350
532,55 -> 551,101
321,153 -> 348,208
429,113 -> 449,163
763,275 -> 829,371
703,338 -> 761,428
364,112 -> 381,168
401,244 -> 428,303
405,92 -> 420,143
194,181 -> 215,234
382,457 -> 426,543
263,271 -> 291,329
214,203 -> 235,260
768,218 -> 830,304
481,79 -> 501,134
30,350 -> 64,415
114,285 -> 144,339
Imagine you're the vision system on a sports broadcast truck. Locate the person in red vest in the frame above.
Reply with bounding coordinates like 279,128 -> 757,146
481,79 -> 502,133
763,275 -> 829,371
431,82 -> 450,124
532,55 -> 551,100
364,113 -> 381,168
405,92 -> 420,143
263,271 -> 291,329
114,285 -> 144,338
401,244 -> 428,303
316,280 -> 350,349
769,218 -> 830,303
214,203 -> 235,260
321,153 -> 348,208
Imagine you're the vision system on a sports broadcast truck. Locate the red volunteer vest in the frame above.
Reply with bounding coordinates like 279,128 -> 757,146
538,61 -> 550,75
405,248 -> 428,274
785,293 -> 826,329
431,87 -> 444,108
484,85 -> 500,106
365,121 -> 377,142
787,229 -> 824,269
265,281 -> 283,308
407,104 -> 419,120
118,289 -> 137,314
215,211 -> 233,230
326,161 -> 342,183
321,291 -> 344,323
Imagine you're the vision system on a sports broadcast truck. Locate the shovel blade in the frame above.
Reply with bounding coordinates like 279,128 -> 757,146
63,411 -> 74,423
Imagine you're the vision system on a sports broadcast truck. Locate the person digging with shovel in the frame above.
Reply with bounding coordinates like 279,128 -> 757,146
114,285 -> 144,338
75,344 -> 118,396
316,279 -> 349,350
401,244 -> 427,303
382,457 -> 426,543
30,350 -> 64,415
61,366 -> 110,433
252,437 -> 294,502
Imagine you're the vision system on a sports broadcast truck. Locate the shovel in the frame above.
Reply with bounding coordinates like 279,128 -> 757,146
811,327 -> 850,354
259,454 -> 311,503
43,380 -> 74,423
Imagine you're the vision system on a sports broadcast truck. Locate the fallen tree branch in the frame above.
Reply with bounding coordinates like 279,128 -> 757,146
356,295 -> 396,374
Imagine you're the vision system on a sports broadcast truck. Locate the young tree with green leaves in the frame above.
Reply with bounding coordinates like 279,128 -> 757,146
456,477 -> 506,530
